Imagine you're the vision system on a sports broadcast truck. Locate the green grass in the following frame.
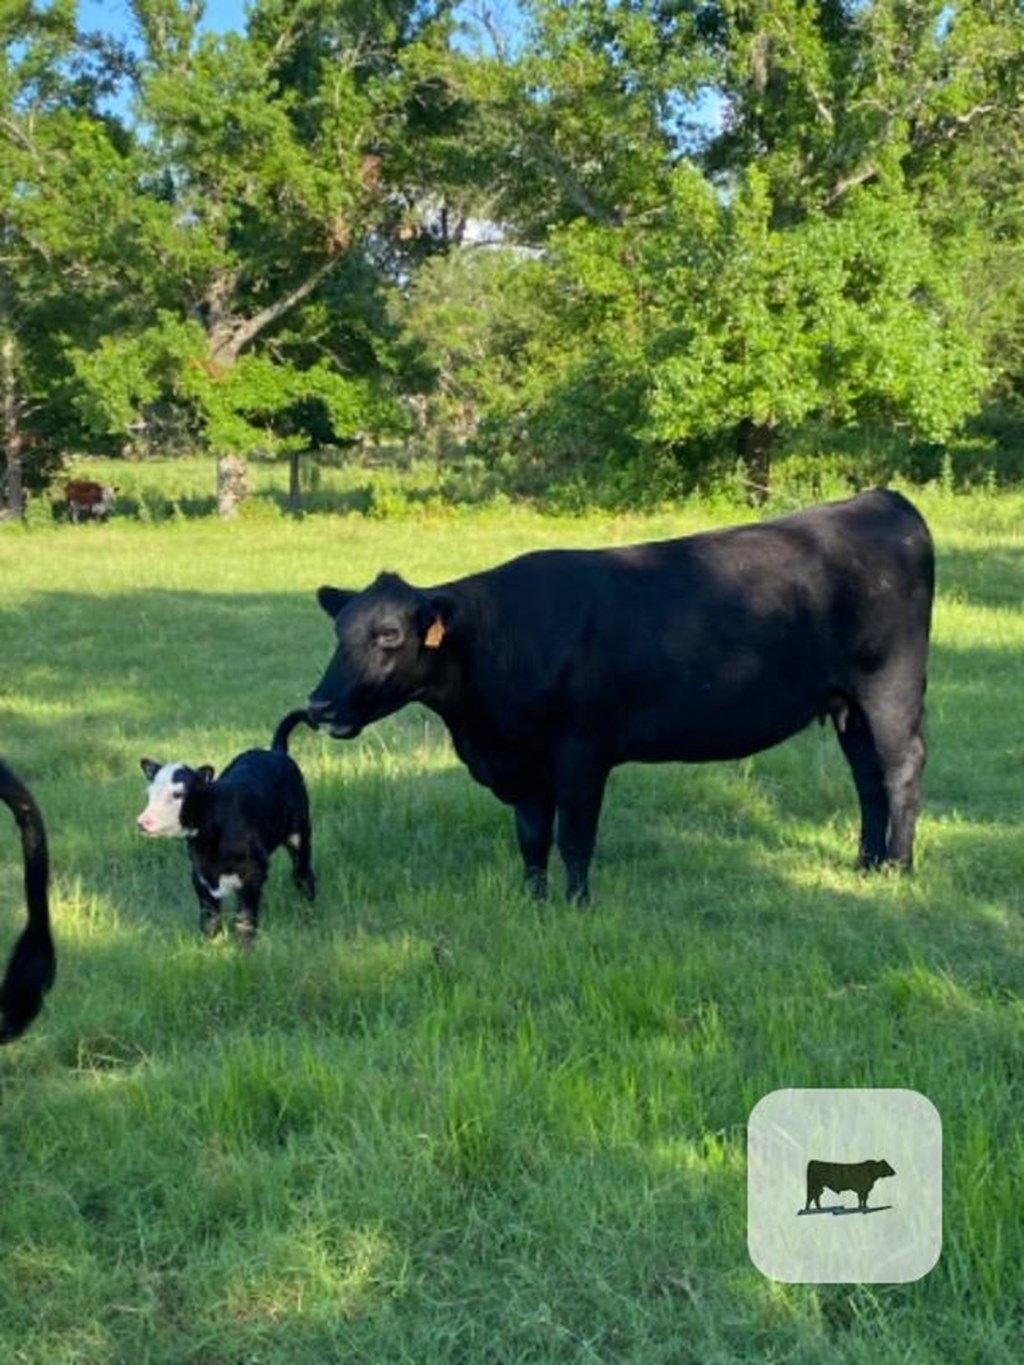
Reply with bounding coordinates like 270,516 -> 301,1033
2,483 -> 1023,1362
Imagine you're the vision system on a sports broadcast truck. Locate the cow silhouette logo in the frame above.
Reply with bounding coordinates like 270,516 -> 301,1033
802,1158 -> 895,1214
747,1088 -> 942,1282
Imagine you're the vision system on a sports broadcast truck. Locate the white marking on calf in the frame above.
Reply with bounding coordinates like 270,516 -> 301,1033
136,763 -> 190,837
201,872 -> 243,900
287,833 -> 301,849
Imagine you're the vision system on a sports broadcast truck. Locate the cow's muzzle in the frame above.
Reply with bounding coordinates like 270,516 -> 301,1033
307,697 -> 361,740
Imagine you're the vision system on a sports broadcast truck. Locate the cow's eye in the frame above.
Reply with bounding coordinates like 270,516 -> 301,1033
374,625 -> 403,650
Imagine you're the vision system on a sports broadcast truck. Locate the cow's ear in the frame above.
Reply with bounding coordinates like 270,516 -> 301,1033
140,757 -> 162,781
419,594 -> 455,650
317,585 -> 355,619
195,765 -> 215,787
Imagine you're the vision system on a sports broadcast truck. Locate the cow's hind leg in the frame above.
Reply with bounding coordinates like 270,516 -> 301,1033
835,706 -> 889,868
515,793 -> 555,899
836,694 -> 925,870
879,716 -> 926,869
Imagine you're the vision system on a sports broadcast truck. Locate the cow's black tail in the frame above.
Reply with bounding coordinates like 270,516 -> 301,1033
271,709 -> 316,754
0,760 -> 56,1043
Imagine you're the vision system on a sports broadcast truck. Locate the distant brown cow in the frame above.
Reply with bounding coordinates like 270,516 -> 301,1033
65,479 -> 117,523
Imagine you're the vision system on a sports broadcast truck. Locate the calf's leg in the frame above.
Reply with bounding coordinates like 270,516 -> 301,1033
287,824 -> 316,902
191,869 -> 223,938
233,875 -> 265,946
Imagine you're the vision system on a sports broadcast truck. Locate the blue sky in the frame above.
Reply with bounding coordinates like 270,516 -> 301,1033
76,2 -> 518,49
79,1 -> 250,41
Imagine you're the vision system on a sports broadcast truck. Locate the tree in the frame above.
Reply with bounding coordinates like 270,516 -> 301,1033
646,167 -> 987,493
687,0 -> 1022,486
428,0 -> 1023,494
70,0 -> 472,467
1,0 -> 134,513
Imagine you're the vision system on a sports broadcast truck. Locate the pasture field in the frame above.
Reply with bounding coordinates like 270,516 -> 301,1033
1,482 -> 1023,1363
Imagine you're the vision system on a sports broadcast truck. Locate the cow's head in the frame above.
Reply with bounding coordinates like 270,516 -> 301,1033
307,572 -> 452,738
137,759 -> 214,836
873,1159 -> 896,1178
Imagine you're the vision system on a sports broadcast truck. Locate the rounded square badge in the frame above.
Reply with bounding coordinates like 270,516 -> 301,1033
747,1088 -> 942,1283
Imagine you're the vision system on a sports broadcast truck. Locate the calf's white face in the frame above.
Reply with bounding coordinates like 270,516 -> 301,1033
137,759 -> 191,837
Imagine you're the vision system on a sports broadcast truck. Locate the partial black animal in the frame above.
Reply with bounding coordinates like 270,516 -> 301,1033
307,490 -> 933,903
137,710 -> 316,943
806,1158 -> 895,1212
1,759 -> 56,1042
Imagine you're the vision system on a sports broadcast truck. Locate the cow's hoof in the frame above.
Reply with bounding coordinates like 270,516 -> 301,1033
524,868 -> 548,900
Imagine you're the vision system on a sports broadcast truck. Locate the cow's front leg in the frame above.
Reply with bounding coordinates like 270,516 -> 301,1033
554,743 -> 609,905
233,876 -> 265,947
191,869 -> 223,938
515,793 -> 555,898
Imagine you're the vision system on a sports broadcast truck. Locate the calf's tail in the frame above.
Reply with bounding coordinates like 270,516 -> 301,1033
0,760 -> 56,1043
271,709 -> 316,754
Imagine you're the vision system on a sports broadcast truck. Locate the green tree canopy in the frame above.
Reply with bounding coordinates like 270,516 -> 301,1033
407,0 -> 1022,494
4,0 -> 1024,511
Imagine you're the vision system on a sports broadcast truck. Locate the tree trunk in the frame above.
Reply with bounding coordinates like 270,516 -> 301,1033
288,448 -> 301,515
216,454 -> 248,518
736,418 -> 776,504
0,271 -> 25,519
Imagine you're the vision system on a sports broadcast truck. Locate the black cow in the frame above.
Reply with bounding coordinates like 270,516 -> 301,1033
805,1158 -> 895,1212
1,759 -> 56,1042
307,490 -> 933,903
137,710 -> 316,944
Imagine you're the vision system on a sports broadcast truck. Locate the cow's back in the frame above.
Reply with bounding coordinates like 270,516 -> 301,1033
445,490 -> 932,765
214,750 -> 309,842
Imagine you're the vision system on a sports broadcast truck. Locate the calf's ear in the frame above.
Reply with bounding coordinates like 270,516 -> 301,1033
140,757 -> 162,781
196,765 -> 215,787
317,585 -> 355,619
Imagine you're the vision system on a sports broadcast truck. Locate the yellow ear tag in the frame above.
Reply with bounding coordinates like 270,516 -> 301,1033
424,617 -> 446,649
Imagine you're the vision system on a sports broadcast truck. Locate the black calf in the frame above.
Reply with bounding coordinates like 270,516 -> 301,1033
138,711 -> 316,944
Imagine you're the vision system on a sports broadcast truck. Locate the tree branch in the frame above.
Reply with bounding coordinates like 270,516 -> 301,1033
0,116 -> 45,169
523,134 -> 622,227
823,163 -> 879,206
207,257 -> 341,365
821,97 -> 1002,207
